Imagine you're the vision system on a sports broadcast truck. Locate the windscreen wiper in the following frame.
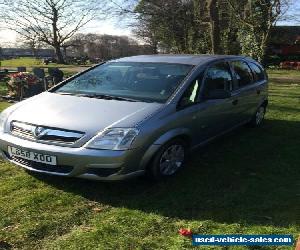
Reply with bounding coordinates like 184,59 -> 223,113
77,93 -> 139,102
56,92 -> 139,102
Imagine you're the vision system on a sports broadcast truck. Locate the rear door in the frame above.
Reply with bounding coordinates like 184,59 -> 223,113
230,60 -> 257,122
247,61 -> 268,108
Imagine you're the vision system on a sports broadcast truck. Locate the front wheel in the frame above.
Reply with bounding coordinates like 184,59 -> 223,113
147,139 -> 186,181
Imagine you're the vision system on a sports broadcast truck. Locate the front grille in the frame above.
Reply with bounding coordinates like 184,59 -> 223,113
11,125 -> 35,140
10,121 -> 84,145
6,153 -> 73,174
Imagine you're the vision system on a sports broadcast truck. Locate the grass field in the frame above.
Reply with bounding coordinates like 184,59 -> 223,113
1,57 -> 68,68
0,70 -> 299,249
0,57 -> 90,73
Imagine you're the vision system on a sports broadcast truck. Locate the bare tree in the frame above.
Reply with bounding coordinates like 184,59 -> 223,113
278,0 -> 300,24
133,20 -> 158,54
16,31 -> 44,57
1,0 -> 109,63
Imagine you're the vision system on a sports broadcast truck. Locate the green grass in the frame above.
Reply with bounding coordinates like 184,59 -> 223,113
0,70 -> 299,249
0,57 -> 43,68
1,57 -> 64,68
0,57 -> 91,71
0,78 -> 8,96
268,69 -> 300,77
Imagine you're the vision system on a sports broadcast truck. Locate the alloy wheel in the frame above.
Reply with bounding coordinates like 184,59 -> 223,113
159,144 -> 185,176
256,106 -> 265,125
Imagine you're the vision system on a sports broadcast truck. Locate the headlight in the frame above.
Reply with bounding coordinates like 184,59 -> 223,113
0,109 -> 10,133
85,128 -> 139,150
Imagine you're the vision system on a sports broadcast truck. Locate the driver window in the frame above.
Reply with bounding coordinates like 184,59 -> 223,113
202,62 -> 233,98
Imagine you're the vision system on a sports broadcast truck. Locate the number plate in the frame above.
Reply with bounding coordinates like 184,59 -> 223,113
7,146 -> 57,166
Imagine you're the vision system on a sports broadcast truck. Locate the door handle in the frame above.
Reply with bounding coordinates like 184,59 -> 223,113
232,99 -> 238,106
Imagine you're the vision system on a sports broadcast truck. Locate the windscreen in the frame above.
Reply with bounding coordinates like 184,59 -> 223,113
55,62 -> 193,103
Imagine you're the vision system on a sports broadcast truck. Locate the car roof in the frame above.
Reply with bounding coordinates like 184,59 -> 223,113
111,54 -> 250,66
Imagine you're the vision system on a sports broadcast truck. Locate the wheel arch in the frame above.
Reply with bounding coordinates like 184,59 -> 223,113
139,128 -> 192,170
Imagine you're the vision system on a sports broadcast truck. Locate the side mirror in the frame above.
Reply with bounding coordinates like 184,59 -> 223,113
204,89 -> 231,100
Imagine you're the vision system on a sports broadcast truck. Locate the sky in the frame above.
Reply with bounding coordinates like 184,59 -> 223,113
0,19 -> 132,46
0,0 -> 299,46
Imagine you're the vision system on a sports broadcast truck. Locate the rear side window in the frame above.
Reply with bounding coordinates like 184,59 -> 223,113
202,62 -> 233,97
232,61 -> 253,88
248,62 -> 265,82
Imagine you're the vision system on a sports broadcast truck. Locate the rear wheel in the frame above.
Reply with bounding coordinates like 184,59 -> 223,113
147,139 -> 186,180
249,105 -> 266,127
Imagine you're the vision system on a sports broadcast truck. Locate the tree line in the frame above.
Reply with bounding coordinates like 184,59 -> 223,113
11,33 -> 153,62
131,0 -> 291,63
63,33 -> 153,61
0,0 -> 293,64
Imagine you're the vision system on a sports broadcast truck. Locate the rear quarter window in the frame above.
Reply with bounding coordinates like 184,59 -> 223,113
232,61 -> 253,88
248,62 -> 266,82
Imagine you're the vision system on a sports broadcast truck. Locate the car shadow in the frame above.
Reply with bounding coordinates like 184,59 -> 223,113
32,119 -> 300,228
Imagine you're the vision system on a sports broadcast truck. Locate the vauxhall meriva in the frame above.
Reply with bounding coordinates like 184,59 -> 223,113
0,55 -> 268,180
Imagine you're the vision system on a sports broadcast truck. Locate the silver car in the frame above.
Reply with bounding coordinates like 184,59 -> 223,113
0,55 -> 268,180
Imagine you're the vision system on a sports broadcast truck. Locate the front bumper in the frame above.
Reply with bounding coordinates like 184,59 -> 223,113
0,132 -> 145,180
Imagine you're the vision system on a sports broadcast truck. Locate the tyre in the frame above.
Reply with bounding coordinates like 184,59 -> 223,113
249,105 -> 266,127
146,139 -> 186,181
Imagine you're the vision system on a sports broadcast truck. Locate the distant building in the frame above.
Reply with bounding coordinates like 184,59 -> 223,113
268,26 -> 300,56
0,48 -> 55,58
